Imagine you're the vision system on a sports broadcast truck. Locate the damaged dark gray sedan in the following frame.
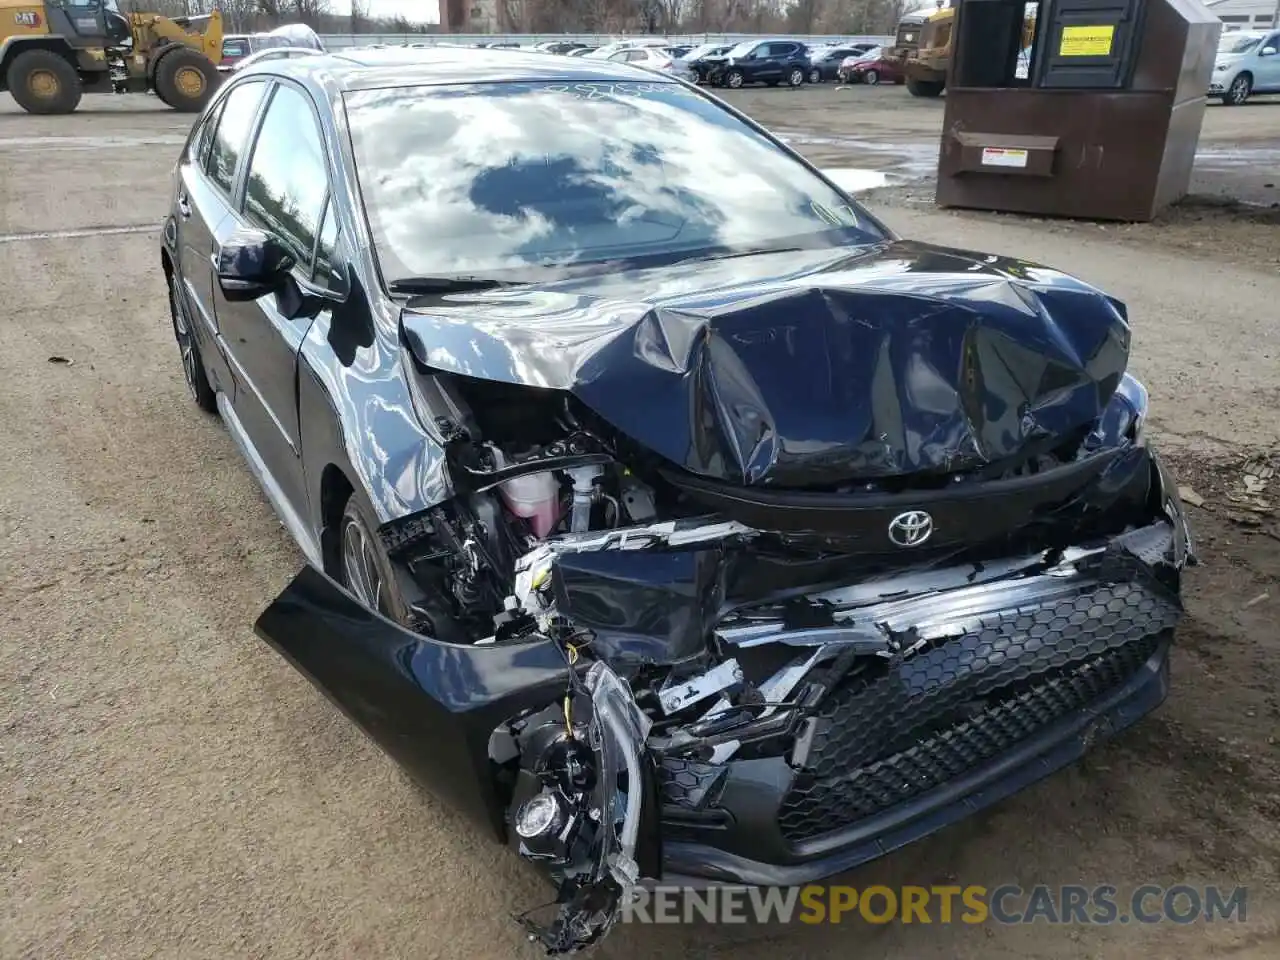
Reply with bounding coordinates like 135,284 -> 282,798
161,47 -> 1194,952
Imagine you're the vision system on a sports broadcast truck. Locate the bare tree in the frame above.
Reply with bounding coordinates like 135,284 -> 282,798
349,0 -> 369,33
787,0 -> 822,33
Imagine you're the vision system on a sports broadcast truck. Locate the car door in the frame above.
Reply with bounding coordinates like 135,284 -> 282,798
741,43 -> 772,82
773,42 -> 801,78
211,79 -> 332,519
175,79 -> 270,394
1255,33 -> 1280,91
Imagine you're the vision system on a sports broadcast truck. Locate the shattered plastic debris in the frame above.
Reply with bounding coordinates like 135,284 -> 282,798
1227,451 -> 1276,515
1242,455 -> 1274,495
1242,592 -> 1270,610
1178,485 -> 1205,508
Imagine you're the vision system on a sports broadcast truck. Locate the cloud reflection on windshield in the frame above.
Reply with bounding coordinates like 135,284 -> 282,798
344,80 -> 883,280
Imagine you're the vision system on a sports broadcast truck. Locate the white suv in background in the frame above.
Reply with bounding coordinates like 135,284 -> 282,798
1211,30 -> 1280,105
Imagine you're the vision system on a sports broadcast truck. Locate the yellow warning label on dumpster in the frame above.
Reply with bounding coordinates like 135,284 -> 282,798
1059,25 -> 1115,57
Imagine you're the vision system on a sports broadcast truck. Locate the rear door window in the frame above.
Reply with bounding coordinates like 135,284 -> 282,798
190,96 -> 225,167
205,80 -> 267,194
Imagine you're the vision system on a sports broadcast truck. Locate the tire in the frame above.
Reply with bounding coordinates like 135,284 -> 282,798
808,68 -> 821,83
5,48 -> 83,115
338,496 -> 414,625
1223,73 -> 1252,106
154,47 -> 219,113
864,69 -> 880,86
725,69 -> 744,89
906,77 -> 945,97
788,67 -> 804,87
168,275 -> 217,414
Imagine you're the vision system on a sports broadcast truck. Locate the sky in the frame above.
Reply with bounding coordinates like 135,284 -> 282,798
334,0 -> 441,23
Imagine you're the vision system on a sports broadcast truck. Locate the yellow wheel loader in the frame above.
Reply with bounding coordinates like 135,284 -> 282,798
903,6 -> 954,98
0,0 -> 222,115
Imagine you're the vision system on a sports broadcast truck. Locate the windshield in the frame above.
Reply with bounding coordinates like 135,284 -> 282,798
1220,34 -> 1263,54
346,80 -> 885,284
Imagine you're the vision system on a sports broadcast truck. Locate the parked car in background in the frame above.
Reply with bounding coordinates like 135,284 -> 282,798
565,46 -> 597,57
534,40 -> 589,55
839,51 -> 903,85
807,43 -> 876,82
232,46 -> 321,72
586,38 -> 670,60
1210,30 -> 1280,105
705,38 -> 810,88
679,42 -> 733,82
600,45 -> 696,82
219,31 -> 311,72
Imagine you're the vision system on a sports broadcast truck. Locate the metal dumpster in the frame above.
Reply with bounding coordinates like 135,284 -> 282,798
935,0 -> 1222,222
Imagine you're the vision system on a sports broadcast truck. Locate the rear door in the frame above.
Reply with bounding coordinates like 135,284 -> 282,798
175,80 -> 269,393
211,79 -> 333,518
760,42 -> 794,81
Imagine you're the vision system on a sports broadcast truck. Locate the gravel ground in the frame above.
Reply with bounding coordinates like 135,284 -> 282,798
2,86 -> 1279,960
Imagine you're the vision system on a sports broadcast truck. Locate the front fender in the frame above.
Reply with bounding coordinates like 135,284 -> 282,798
254,564 -> 571,842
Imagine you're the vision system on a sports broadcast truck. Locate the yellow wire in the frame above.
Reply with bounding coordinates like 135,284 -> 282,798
562,644 -> 580,735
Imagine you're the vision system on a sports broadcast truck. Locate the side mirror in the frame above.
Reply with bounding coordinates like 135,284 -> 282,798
1262,46 -> 1278,57
215,228 -> 295,302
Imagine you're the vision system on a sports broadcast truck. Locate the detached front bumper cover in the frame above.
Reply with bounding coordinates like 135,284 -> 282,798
254,459 -> 1191,954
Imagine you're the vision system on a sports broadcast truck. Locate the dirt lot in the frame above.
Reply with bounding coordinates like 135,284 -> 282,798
2,85 -> 1279,960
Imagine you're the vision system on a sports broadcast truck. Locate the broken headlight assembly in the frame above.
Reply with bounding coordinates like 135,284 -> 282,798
1090,372 -> 1149,448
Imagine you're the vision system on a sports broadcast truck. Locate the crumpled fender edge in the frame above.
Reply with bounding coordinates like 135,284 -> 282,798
253,563 -> 571,843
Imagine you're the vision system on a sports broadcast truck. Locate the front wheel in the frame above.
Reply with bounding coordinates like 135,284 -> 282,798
725,69 -> 744,89
906,77 -> 945,97
154,47 -> 220,113
808,68 -> 821,83
338,497 -> 413,625
788,68 -> 804,87
1223,73 -> 1252,105
863,69 -> 880,86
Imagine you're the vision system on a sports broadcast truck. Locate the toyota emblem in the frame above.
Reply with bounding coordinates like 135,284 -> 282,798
888,510 -> 933,547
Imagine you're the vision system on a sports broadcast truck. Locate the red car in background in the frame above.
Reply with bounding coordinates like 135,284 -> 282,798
838,54 -> 905,86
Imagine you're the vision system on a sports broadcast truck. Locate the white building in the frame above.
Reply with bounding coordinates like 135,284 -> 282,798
1204,0 -> 1278,32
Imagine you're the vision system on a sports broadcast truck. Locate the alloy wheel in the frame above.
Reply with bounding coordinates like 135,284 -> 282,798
170,283 -> 199,402
1228,75 -> 1251,105
727,71 -> 743,88
808,68 -> 820,83
865,70 -> 880,85
789,69 -> 804,86
341,513 -> 387,615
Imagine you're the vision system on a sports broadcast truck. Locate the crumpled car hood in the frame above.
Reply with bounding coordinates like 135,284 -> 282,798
401,239 -> 1131,487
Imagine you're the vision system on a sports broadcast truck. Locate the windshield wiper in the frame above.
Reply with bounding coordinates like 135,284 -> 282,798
388,276 -> 519,294
673,245 -> 806,267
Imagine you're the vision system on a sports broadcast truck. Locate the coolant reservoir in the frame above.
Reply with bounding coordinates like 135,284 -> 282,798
499,471 -> 562,538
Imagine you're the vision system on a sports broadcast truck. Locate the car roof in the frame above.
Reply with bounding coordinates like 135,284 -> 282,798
242,46 -> 678,92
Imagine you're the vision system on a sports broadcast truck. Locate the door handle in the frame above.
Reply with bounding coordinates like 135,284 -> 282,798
177,194 -> 192,218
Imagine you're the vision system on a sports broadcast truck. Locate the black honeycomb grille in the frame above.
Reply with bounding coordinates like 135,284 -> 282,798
777,581 -> 1178,843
